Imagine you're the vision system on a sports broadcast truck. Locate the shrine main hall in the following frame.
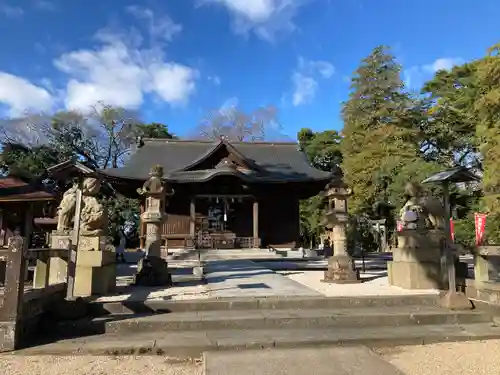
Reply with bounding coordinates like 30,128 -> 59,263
101,138 -> 334,250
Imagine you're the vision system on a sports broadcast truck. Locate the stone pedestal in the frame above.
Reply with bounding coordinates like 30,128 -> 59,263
48,230 -> 71,284
74,249 -> 116,297
323,254 -> 360,283
77,234 -> 107,251
388,229 -> 446,289
134,255 -> 172,287
475,246 -> 500,283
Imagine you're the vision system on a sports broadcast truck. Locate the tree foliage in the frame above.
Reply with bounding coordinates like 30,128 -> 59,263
341,45 -> 438,216
419,62 -> 480,168
297,128 -> 343,246
0,105 -> 175,245
196,105 -> 283,141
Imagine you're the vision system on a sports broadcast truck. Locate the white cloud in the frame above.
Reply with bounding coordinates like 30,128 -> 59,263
292,72 -> 317,106
423,57 -> 464,73
52,8 -> 198,112
0,73 -> 53,116
208,75 -> 221,85
291,57 -> 334,106
404,57 -> 464,88
126,5 -> 182,44
0,6 -> 199,116
199,0 -> 303,41
0,3 -> 24,17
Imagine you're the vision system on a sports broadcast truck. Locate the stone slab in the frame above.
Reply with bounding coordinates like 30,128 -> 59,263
204,346 -> 405,375
204,260 -> 322,298
54,306 -> 491,336
19,323 -> 500,357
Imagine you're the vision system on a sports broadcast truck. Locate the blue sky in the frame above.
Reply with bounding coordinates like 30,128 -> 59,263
0,0 -> 499,140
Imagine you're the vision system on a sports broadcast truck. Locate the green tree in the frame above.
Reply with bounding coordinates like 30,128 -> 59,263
297,128 -> 343,246
298,128 -> 343,171
341,45 -> 436,215
419,62 -> 480,168
135,122 -> 176,139
473,44 -> 500,244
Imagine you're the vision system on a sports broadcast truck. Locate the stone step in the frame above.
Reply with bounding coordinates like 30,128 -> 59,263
23,322 -> 500,358
91,295 -> 441,315
50,306 -> 492,337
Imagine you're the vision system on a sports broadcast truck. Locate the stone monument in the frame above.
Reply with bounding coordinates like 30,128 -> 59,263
48,183 -> 78,284
73,177 -> 116,296
388,182 -> 447,289
134,165 -> 173,287
322,181 -> 360,283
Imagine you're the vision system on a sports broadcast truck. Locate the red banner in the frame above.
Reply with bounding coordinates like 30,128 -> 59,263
450,218 -> 455,242
475,213 -> 488,245
396,221 -> 403,232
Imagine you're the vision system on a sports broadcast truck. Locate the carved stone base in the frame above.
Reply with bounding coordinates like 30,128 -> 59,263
50,230 -> 72,249
134,256 -> 172,287
439,290 -> 473,310
322,254 -> 360,284
388,229 -> 446,290
78,235 -> 108,251
74,250 -> 116,297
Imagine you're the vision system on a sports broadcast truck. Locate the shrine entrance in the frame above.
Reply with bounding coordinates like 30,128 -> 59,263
194,195 -> 257,249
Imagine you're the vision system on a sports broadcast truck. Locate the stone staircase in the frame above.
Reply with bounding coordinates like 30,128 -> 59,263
24,294 -> 500,358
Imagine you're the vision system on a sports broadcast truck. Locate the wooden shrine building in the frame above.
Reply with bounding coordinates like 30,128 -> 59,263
101,139 -> 334,250
0,176 -> 56,248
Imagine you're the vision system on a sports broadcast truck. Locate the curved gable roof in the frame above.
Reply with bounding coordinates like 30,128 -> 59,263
101,139 -> 333,183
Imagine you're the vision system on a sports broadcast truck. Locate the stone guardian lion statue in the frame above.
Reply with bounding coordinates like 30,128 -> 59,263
400,182 -> 446,230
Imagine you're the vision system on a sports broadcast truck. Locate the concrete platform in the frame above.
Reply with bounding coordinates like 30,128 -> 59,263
204,260 -> 322,298
204,346 -> 404,375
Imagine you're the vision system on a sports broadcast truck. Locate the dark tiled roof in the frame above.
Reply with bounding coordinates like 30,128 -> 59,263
101,139 -> 333,183
0,176 -> 54,202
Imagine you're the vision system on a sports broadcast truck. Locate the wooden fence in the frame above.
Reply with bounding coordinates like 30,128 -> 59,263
0,236 -> 68,351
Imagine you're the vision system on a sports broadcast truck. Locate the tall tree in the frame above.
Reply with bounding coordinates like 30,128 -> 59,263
196,105 -> 283,141
474,44 -> 500,243
297,128 -> 343,245
419,62 -> 480,168
341,45 -> 439,214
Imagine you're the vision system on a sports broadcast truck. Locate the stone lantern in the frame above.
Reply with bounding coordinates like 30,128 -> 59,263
322,182 -> 360,283
134,165 -> 173,287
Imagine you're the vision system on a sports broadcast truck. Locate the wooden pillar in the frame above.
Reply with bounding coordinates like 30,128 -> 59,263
23,204 -> 33,281
190,197 -> 196,236
0,208 -> 4,247
253,200 -> 259,248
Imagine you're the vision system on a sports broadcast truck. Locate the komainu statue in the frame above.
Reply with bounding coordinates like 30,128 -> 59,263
137,164 -> 165,195
56,184 -> 78,231
80,177 -> 107,236
399,182 -> 446,230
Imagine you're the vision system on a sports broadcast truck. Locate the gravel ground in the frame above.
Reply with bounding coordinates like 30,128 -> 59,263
0,356 -> 202,375
377,340 -> 500,375
280,270 -> 440,297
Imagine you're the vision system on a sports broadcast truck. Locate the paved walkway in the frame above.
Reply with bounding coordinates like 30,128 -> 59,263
204,260 -> 322,298
204,347 -> 404,375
